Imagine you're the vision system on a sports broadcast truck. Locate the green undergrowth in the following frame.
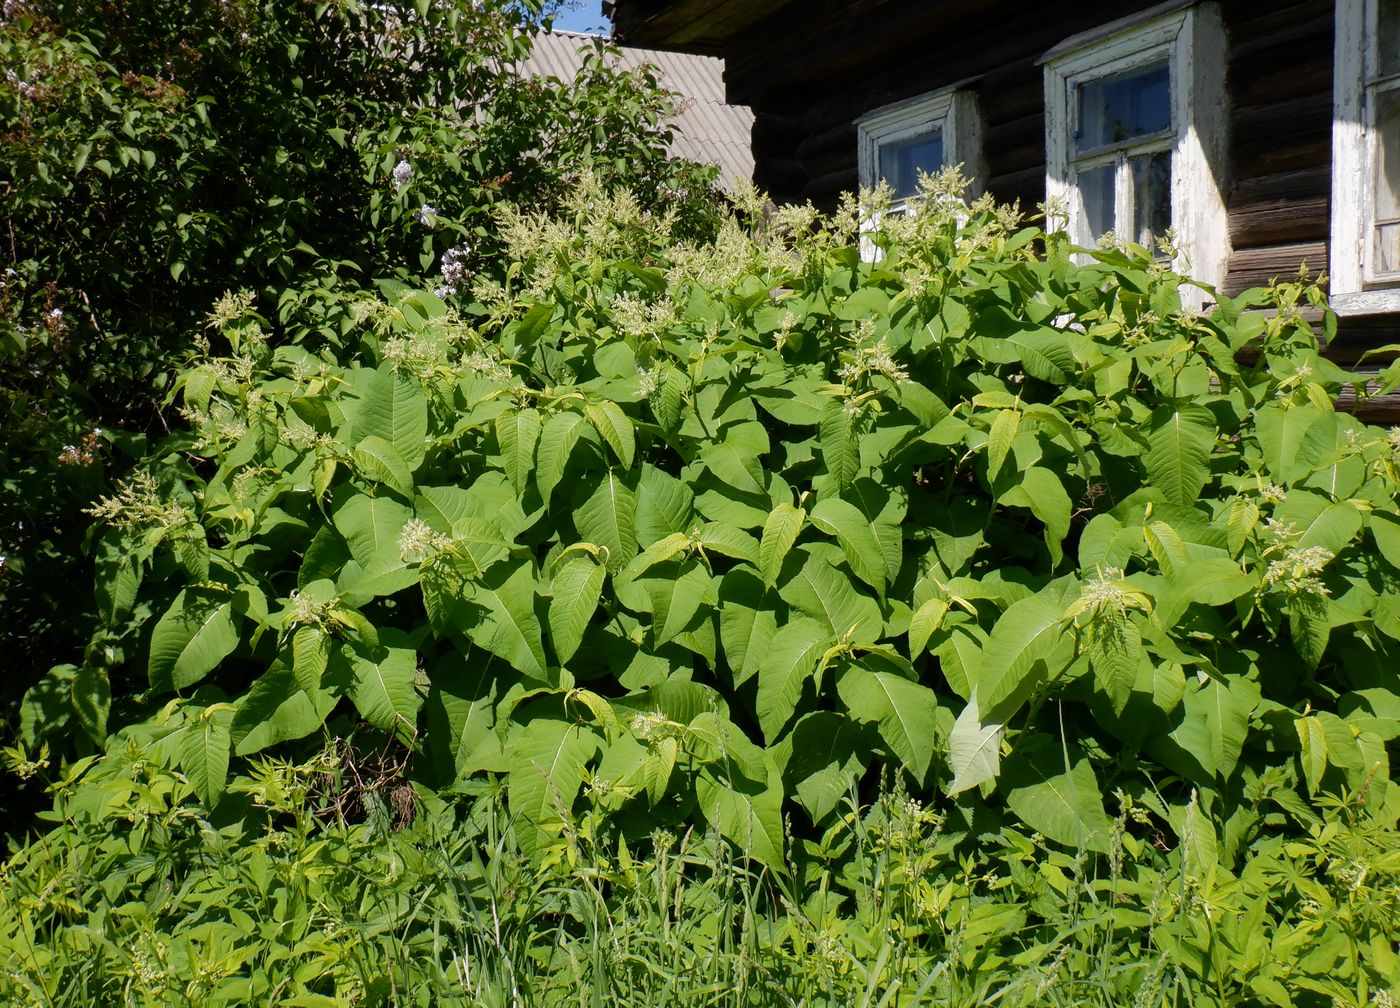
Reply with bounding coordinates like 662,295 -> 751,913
25,172 -> 1400,874
4,745 -> 1399,1007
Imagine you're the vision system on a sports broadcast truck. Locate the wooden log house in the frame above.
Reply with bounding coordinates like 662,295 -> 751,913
605,0 -> 1400,417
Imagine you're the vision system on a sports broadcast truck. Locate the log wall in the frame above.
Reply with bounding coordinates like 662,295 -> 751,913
719,0 -> 1335,301
614,0 -> 1400,418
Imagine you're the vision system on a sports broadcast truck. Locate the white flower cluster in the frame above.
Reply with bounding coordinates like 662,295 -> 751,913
397,518 -> 451,563
636,363 -> 667,398
837,331 -> 908,388
1079,566 -> 1131,615
392,158 -> 413,190
433,243 -> 471,299
462,350 -> 513,385
414,204 -> 437,226
84,471 -> 193,532
628,711 -> 671,743
1263,545 -> 1334,595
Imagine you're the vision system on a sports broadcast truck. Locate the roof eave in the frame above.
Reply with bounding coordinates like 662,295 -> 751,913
604,0 -> 791,55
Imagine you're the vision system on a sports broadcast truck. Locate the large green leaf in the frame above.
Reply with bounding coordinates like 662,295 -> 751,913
574,471 -> 638,572
352,435 -> 414,496
179,705 -> 233,806
352,366 -> 428,469
1156,556 -> 1255,625
779,711 -> 868,822
148,588 -> 242,692
695,522 -> 759,565
637,561 -> 714,646
497,407 -> 542,494
948,695 -> 1003,794
1090,616 -> 1142,715
536,411 -> 587,505
424,652 -> 509,784
759,502 -> 805,588
467,559 -> 549,682
778,552 -> 882,643
985,409 -> 1019,482
718,568 -> 777,687
587,400 -> 636,469
634,464 -> 695,547
848,477 -> 906,584
1167,675 -> 1259,781
1369,512 -> 1400,571
1295,714 -> 1329,795
1255,402 -> 1327,484
233,659 -> 337,755
334,493 -> 413,573
811,496 -> 886,595
835,652 -> 942,783
820,398 -> 859,489
549,557 -> 606,664
1289,590 -> 1331,669
1295,501 -> 1364,554
756,617 -> 830,742
999,467 -> 1071,564
70,666 -> 111,744
1001,735 -> 1112,852
972,327 -> 1075,384
700,438 -> 764,496
507,719 -> 601,854
976,593 -> 1070,720
1145,402 -> 1214,505
346,634 -> 420,737
291,625 -> 331,694
696,758 -> 785,870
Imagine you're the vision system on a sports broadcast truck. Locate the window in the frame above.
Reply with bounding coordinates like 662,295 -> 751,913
1332,0 -> 1400,314
856,87 -> 983,210
1043,3 -> 1229,307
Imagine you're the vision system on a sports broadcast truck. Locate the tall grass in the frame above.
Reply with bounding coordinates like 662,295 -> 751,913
3,747 -> 1397,1006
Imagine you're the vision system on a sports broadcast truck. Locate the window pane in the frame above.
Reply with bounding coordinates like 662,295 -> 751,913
1077,61 -> 1171,152
1374,88 -> 1400,274
1130,150 -> 1172,247
879,131 -> 944,201
1079,163 -> 1116,240
1380,0 -> 1400,78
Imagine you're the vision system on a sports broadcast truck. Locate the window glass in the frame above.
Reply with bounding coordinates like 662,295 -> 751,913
1373,86 -> 1400,275
1076,61 -> 1171,152
1078,163 -> 1116,239
1380,0 -> 1400,78
878,131 -> 944,201
1130,150 -> 1172,246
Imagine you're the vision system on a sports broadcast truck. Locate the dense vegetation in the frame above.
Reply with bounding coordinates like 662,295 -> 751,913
0,0 -> 716,748
7,2 -> 1400,1004
7,745 -> 1399,1006
25,174 -> 1399,863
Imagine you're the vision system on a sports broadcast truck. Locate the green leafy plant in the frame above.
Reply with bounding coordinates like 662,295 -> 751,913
34,171 -> 1400,873
4,741 -> 1398,1006
0,0 -> 719,795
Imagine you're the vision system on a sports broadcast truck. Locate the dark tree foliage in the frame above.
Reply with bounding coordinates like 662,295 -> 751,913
0,0 -> 719,817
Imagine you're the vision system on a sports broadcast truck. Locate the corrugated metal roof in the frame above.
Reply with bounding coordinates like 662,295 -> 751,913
521,30 -> 754,190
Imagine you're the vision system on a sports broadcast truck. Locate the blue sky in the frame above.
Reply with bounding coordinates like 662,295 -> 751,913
550,1 -> 610,34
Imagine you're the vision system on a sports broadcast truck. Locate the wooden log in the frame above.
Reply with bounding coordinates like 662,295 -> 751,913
1223,241 -> 1328,295
1228,198 -> 1329,250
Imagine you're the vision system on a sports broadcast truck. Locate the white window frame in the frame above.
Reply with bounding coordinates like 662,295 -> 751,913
1043,2 -> 1230,310
855,86 -> 984,211
1332,0 -> 1400,315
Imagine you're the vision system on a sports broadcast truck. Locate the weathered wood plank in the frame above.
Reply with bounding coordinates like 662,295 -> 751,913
1228,198 -> 1329,250
1224,242 -> 1329,295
